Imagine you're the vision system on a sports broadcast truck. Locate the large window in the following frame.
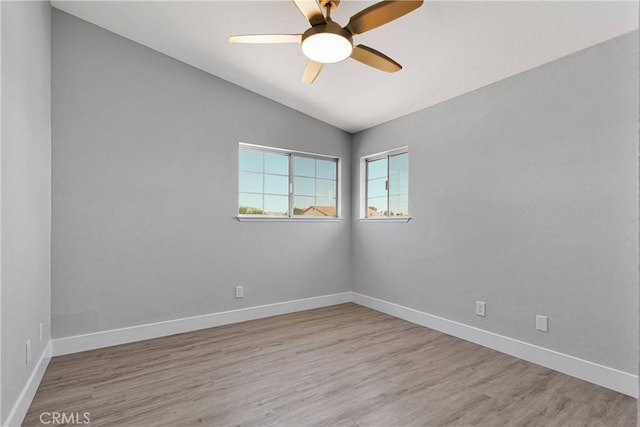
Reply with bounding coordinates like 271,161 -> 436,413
238,143 -> 339,218
364,149 -> 409,218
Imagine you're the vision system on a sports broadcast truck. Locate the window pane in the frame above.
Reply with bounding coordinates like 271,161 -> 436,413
389,173 -> 408,196
294,176 -> 315,196
367,176 -> 387,198
316,159 -> 336,180
389,153 -> 408,175
239,193 -> 264,215
367,158 -> 387,180
389,153 -> 408,197
239,171 -> 263,194
265,174 -> 288,195
389,195 -> 409,216
303,205 -> 336,216
239,149 -> 263,173
293,196 -> 315,215
294,156 -> 315,177
363,150 -> 408,218
264,195 -> 288,216
316,198 -> 336,209
316,179 -> 336,199
265,152 -> 288,175
367,196 -> 387,216
294,197 -> 336,216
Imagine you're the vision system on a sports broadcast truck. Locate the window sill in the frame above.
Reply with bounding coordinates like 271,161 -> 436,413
237,216 -> 343,222
359,217 -> 412,223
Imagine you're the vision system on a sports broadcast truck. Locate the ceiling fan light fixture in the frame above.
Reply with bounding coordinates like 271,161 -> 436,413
301,25 -> 353,64
229,0 -> 424,83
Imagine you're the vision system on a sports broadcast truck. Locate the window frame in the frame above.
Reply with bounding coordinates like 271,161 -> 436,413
360,147 -> 411,222
237,142 -> 342,222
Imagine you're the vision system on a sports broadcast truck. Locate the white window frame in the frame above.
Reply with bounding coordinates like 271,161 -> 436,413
359,146 -> 411,222
237,142 -> 342,222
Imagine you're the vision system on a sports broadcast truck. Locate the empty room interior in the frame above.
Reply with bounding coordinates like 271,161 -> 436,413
2,0 -> 639,425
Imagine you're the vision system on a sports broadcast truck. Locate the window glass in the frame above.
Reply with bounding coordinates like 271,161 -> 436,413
294,176 -> 315,196
264,152 -> 288,175
238,193 -> 264,215
367,177 -> 387,199
316,179 -> 336,199
264,174 -> 288,195
239,148 -> 291,216
239,171 -> 263,194
293,196 -> 315,215
294,156 -> 315,177
367,157 -> 387,179
264,195 -> 288,216
239,145 -> 339,218
293,155 -> 337,217
239,149 -> 263,173
316,159 -> 336,180
365,151 -> 408,218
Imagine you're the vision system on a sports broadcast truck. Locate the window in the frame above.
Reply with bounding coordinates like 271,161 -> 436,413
363,148 -> 409,218
238,143 -> 339,218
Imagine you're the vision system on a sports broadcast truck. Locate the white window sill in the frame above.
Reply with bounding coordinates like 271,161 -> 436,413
359,217 -> 412,223
237,216 -> 343,222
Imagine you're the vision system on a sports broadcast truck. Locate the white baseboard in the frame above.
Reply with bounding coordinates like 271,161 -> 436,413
3,341 -> 52,427
351,292 -> 638,398
47,291 -> 637,401
52,292 -> 351,356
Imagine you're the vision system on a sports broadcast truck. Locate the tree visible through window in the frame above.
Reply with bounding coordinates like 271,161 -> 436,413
366,151 -> 408,217
238,144 -> 339,217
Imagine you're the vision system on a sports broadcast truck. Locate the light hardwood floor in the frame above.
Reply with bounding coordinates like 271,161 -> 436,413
24,303 -> 635,426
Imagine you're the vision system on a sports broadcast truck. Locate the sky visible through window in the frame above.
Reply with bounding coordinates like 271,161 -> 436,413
239,147 -> 337,216
367,152 -> 408,217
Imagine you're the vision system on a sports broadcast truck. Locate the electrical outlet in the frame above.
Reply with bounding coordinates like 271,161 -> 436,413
26,339 -> 31,365
475,301 -> 486,317
536,315 -> 548,332
39,322 -> 43,342
235,286 -> 244,298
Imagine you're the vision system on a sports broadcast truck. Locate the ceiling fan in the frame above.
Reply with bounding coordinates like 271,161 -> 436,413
228,0 -> 424,84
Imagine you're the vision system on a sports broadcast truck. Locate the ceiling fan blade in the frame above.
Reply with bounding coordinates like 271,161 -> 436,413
292,0 -> 326,26
350,44 -> 402,72
228,34 -> 302,44
345,0 -> 423,35
302,60 -> 324,84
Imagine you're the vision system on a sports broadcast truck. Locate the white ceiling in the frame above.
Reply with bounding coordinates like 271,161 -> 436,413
51,1 -> 638,133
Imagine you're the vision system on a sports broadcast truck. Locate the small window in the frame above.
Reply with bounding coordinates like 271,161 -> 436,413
239,143 -> 339,218
363,148 -> 409,218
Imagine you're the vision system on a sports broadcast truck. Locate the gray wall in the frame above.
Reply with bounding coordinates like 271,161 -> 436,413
51,10 -> 351,338
1,1 -> 52,423
51,7 -> 638,380
352,32 -> 639,374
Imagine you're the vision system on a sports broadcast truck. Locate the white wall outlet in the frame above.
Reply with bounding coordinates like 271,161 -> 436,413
39,322 -> 43,342
26,339 -> 31,365
536,315 -> 549,332
475,301 -> 486,317
235,286 -> 244,298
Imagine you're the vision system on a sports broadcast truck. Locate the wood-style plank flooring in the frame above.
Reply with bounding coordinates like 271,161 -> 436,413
24,303 -> 635,426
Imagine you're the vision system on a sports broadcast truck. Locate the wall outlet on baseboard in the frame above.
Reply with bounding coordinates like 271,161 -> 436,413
475,301 -> 486,317
536,315 -> 549,332
235,286 -> 244,298
26,339 -> 31,365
